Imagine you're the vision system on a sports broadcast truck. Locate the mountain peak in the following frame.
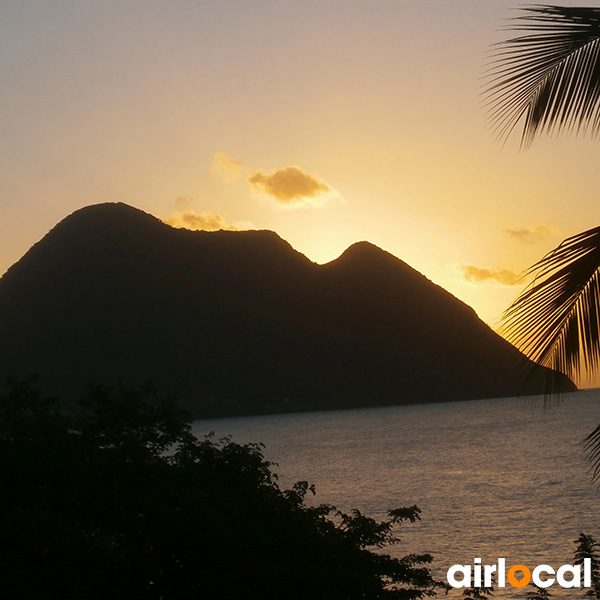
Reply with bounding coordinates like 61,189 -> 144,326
342,240 -> 387,256
327,240 -> 396,267
53,202 -> 163,233
329,240 -> 423,281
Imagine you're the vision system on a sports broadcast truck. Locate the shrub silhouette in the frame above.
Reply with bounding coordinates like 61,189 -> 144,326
574,533 -> 600,599
0,379 -> 445,599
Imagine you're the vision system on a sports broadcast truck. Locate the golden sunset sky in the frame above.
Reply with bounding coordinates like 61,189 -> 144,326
2,0 -> 600,332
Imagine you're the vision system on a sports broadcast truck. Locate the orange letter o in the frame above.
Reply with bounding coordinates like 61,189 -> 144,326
507,565 -> 531,588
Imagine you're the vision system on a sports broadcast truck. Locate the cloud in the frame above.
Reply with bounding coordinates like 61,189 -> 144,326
211,152 -> 243,182
462,265 -> 521,286
247,165 -> 337,207
506,225 -> 555,244
163,210 -> 254,232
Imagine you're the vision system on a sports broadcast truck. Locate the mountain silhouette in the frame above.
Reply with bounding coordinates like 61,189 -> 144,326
0,203 -> 573,416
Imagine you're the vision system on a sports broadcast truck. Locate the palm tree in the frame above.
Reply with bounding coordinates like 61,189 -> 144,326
485,5 -> 600,474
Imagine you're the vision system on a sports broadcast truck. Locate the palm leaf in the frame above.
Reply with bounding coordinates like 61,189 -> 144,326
502,226 -> 600,386
485,5 -> 600,147
583,423 -> 600,481
502,227 -> 600,478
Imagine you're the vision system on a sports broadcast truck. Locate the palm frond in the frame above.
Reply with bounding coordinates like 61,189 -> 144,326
502,226 -> 600,386
583,423 -> 600,482
485,5 -> 600,147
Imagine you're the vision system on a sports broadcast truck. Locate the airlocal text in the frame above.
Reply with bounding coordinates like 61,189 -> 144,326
447,558 -> 592,589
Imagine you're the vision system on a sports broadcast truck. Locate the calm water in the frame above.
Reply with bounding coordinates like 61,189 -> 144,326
193,390 -> 600,598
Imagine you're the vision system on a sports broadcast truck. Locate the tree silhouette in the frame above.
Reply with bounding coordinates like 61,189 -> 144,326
462,579 -> 494,600
526,583 -> 552,600
574,533 -> 600,599
0,378 -> 446,599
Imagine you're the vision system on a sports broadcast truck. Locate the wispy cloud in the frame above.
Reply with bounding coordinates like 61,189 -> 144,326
506,225 -> 556,244
247,165 -> 339,208
163,210 -> 254,232
462,265 -> 521,286
211,152 -> 243,182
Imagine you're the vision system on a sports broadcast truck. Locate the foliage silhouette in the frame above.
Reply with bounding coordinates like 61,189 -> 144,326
574,533 -> 600,599
485,5 -> 600,473
0,378 -> 446,600
525,583 -> 552,600
485,5 -> 600,148
461,578 -> 494,600
501,226 -> 600,392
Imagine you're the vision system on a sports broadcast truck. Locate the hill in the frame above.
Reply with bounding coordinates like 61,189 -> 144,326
0,203 -> 573,416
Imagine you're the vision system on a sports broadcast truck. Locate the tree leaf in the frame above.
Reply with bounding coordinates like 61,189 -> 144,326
485,5 -> 600,147
501,225 -> 600,386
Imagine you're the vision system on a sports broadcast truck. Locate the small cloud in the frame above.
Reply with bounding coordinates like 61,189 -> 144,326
462,265 -> 521,286
211,152 -> 243,182
247,165 -> 338,208
163,210 -> 254,232
506,225 -> 556,244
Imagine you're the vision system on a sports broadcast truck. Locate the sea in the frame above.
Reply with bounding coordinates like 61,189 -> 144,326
192,390 -> 600,599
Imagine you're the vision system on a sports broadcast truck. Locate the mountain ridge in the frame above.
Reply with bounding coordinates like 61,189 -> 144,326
0,202 -> 574,417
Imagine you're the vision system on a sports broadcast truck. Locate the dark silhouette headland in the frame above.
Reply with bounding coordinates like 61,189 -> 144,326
0,202 -> 573,417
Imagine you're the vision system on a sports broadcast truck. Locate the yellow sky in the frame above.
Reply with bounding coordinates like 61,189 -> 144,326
2,0 -> 600,341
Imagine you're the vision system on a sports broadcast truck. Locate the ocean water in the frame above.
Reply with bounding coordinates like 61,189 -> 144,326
193,390 -> 600,598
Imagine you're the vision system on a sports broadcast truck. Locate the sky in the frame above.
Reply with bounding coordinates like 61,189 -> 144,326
2,1 -> 600,351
